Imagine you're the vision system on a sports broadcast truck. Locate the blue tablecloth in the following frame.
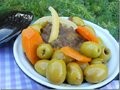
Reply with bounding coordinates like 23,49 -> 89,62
0,40 -> 119,89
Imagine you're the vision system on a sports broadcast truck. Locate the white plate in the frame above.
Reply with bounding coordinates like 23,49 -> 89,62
13,18 -> 119,89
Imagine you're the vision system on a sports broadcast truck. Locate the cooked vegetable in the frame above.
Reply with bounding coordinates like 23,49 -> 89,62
60,18 -> 77,29
22,27 -> 43,65
84,64 -> 108,83
61,46 -> 91,62
30,22 -> 48,33
46,59 -> 66,84
90,58 -> 105,64
70,16 -> 85,26
52,50 -> 74,64
97,37 -> 105,47
80,41 -> 101,58
77,62 -> 89,71
30,23 -> 42,33
76,26 -> 98,43
34,60 -> 49,77
48,6 -> 60,42
37,43 -> 53,59
67,62 -> 83,85
34,16 -> 77,30
84,25 -> 95,35
99,47 -> 111,63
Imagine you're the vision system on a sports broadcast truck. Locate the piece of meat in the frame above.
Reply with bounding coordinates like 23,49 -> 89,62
41,23 -> 86,50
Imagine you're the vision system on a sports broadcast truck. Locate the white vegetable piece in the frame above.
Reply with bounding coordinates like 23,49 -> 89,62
48,6 -> 60,43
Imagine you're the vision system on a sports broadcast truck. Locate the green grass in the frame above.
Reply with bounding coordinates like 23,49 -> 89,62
0,0 -> 119,40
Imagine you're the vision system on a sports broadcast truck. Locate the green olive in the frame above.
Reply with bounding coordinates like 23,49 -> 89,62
99,47 -> 111,63
80,41 -> 101,58
84,64 -> 108,83
70,16 -> 85,26
30,23 -> 42,33
77,62 -> 89,71
37,43 -> 53,59
52,50 -> 74,64
46,59 -> 66,84
31,22 -> 48,33
34,60 -> 49,77
84,25 -> 95,35
90,58 -> 105,64
97,37 -> 105,47
67,62 -> 83,85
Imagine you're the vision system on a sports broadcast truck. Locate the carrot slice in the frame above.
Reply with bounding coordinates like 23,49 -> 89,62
61,46 -> 91,62
22,27 -> 43,65
76,26 -> 98,43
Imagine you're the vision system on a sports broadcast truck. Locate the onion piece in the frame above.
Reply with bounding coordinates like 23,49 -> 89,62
48,6 -> 60,43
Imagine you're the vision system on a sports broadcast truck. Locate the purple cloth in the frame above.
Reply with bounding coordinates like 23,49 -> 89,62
0,41 -> 119,89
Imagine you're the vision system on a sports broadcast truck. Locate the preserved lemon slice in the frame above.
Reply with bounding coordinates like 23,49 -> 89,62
34,16 -> 77,30
48,6 -> 60,43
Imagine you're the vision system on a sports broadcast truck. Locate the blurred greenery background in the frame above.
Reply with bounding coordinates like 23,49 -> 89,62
0,0 -> 119,40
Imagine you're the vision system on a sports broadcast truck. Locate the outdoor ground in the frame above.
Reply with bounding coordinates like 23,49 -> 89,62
0,0 -> 119,40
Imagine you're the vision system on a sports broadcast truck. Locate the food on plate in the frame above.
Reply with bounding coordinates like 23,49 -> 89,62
70,16 -> 85,26
84,25 -> 95,35
84,64 -> 108,83
30,22 -> 48,33
76,26 -> 98,43
61,46 -> 91,62
77,62 -> 89,71
66,62 -> 83,85
46,59 -> 66,84
34,60 -> 49,76
21,6 -> 111,85
52,50 -> 74,64
33,16 -> 77,29
30,23 -> 42,33
37,43 -> 53,59
80,41 -> 101,58
41,23 -> 85,50
48,6 -> 60,43
99,47 -> 111,63
97,37 -> 105,47
90,58 -> 105,64
22,27 -> 43,65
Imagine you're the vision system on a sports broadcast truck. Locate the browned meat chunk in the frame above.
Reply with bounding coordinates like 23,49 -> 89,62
41,23 -> 86,50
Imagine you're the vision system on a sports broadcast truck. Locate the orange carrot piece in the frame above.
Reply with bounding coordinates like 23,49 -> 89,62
61,46 -> 91,62
76,26 -> 98,43
22,27 -> 43,65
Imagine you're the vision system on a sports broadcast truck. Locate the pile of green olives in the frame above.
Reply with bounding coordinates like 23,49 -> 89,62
80,40 -> 111,63
34,37 -> 111,85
